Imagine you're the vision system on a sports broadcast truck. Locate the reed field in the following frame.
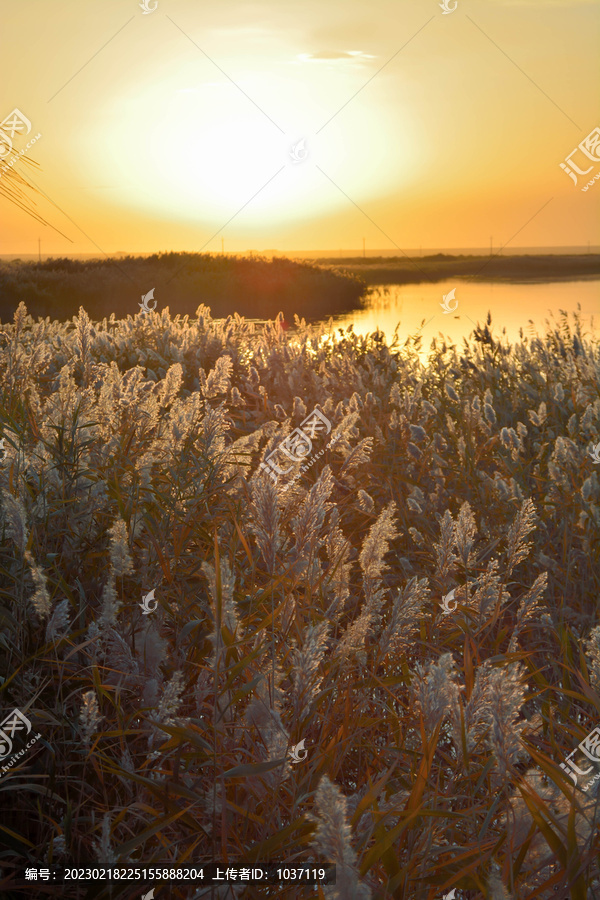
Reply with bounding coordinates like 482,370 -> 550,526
0,300 -> 599,899
0,254 -> 367,325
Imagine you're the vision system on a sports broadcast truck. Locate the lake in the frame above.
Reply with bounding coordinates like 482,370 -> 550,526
329,278 -> 600,365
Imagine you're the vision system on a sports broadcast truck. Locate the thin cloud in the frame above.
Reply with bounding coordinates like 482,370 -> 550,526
297,50 -> 376,62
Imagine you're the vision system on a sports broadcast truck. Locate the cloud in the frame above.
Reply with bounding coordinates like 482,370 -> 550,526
297,50 -> 376,62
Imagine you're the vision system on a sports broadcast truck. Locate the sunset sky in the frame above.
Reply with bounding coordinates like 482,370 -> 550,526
2,0 -> 599,257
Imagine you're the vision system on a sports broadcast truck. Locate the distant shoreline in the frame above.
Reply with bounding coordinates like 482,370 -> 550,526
314,253 -> 600,287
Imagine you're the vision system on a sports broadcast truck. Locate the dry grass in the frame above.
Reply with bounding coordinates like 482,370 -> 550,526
0,301 -> 598,899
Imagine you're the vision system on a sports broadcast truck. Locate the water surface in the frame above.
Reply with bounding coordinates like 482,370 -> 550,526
329,278 -> 599,364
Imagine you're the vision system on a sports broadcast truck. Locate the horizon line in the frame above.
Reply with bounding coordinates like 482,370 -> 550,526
2,244 -> 600,260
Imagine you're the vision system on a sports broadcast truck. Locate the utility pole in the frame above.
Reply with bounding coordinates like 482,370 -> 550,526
362,237 -> 365,258
38,237 -> 41,263
221,236 -> 224,254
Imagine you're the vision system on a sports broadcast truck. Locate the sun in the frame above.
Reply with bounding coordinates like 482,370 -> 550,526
83,65 -> 416,238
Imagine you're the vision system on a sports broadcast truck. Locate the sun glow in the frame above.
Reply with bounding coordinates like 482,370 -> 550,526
84,66 -> 415,234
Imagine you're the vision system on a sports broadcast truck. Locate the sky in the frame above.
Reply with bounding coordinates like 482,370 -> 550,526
1,0 -> 599,256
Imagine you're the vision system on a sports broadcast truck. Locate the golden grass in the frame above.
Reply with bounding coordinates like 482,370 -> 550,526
0,302 -> 598,899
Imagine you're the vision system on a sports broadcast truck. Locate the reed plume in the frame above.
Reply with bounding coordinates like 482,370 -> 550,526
310,775 -> 371,900
79,690 -> 102,745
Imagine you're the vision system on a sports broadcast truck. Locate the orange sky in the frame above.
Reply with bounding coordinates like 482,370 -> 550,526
1,0 -> 599,256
